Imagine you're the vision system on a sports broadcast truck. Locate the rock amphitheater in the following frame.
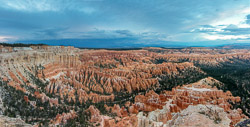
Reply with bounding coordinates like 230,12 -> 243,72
0,45 -> 249,127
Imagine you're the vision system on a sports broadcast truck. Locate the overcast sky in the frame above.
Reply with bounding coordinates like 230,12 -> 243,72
0,0 -> 249,47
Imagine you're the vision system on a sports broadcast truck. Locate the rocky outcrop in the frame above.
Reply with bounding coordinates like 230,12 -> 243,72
0,115 -> 32,127
87,78 -> 248,127
168,104 -> 231,127
132,78 -> 247,126
136,104 -> 231,127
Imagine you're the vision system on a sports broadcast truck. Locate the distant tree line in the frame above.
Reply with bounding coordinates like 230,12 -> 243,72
0,43 -> 47,47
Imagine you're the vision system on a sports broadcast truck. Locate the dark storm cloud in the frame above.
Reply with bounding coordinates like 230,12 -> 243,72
246,14 -> 250,24
222,25 -> 250,35
114,30 -> 134,37
191,24 -> 250,36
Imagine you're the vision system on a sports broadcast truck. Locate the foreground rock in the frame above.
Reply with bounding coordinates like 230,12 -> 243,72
0,115 -> 32,127
138,104 -> 231,127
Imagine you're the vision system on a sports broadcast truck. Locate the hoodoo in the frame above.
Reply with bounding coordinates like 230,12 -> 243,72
0,45 -> 249,126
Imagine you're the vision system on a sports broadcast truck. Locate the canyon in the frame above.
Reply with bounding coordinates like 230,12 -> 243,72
0,44 -> 249,126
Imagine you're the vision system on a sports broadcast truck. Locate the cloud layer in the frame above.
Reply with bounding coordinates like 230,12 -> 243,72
0,0 -> 249,47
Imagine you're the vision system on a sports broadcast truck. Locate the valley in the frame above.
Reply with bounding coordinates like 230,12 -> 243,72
0,44 -> 249,127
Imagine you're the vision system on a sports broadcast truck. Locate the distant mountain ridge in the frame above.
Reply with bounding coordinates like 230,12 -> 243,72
7,38 -> 243,48
2,41 -> 250,49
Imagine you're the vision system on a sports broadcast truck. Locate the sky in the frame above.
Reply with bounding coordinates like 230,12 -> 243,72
0,0 -> 250,47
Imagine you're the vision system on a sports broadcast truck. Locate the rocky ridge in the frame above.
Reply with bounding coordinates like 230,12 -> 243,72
87,78 -> 248,127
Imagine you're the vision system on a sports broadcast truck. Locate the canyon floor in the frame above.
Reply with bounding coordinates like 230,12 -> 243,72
0,44 -> 250,127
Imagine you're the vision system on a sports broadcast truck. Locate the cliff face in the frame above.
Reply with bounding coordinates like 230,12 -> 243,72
0,45 -> 249,126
